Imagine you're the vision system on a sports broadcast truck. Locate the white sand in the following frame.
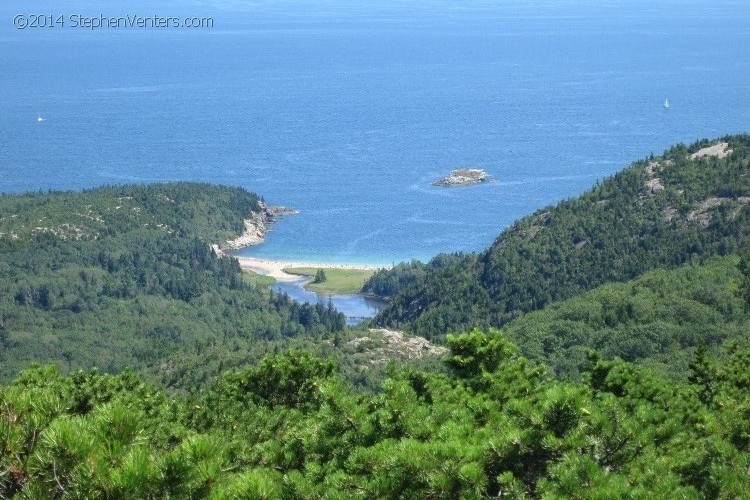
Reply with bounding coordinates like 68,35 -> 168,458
235,256 -> 388,282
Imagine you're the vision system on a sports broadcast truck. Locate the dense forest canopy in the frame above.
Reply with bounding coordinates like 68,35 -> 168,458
368,135 -> 750,339
1,334 -> 747,498
0,183 -> 346,387
1,137 -> 749,496
498,256 -> 750,381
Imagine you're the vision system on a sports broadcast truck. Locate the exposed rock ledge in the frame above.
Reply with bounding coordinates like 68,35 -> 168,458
686,196 -> 750,227
690,142 -> 733,160
212,203 -> 297,256
433,168 -> 491,187
346,329 -> 448,366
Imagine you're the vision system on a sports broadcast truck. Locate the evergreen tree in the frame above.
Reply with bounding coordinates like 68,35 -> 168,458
313,268 -> 327,284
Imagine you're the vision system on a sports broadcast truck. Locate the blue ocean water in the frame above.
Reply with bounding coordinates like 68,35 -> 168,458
1,0 -> 749,265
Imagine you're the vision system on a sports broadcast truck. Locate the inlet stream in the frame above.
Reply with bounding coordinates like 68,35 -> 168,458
272,277 -> 387,326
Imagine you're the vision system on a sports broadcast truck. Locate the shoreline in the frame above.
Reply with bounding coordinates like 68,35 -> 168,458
214,203 -> 298,256
235,255 -> 388,283
216,205 -> 391,289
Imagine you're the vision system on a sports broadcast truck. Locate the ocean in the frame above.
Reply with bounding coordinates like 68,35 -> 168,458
2,0 -> 749,265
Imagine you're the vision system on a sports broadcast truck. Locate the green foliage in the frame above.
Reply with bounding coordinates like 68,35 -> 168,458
1,337 -> 748,498
362,259 -> 430,297
495,256 -> 749,380
312,268 -> 327,284
0,183 -> 346,388
210,351 -> 335,410
446,329 -> 519,378
372,135 -> 750,339
739,254 -> 750,309
1,145 -> 749,497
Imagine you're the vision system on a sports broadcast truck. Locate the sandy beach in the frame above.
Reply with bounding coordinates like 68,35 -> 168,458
235,256 -> 388,282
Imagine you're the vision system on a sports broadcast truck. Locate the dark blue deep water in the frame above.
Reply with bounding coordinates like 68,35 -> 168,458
2,0 -> 749,264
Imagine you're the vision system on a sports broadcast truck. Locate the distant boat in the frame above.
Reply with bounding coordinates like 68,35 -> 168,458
36,115 -> 45,122
663,99 -> 669,109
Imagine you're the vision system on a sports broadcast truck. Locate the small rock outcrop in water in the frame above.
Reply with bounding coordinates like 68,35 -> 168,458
433,168 -> 490,187
266,205 -> 298,217
217,203 -> 298,253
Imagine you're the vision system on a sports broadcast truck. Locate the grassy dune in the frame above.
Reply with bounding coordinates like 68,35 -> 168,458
284,267 -> 376,294
242,269 -> 277,288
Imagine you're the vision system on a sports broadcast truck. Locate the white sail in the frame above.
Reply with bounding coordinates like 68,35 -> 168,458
663,99 -> 669,109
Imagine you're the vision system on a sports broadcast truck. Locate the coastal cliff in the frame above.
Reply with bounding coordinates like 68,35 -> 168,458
215,203 -> 297,255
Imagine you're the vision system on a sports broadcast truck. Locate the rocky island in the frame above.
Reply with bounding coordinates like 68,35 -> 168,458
433,168 -> 491,187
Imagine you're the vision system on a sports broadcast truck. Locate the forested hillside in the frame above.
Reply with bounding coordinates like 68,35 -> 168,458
1,333 -> 747,498
499,256 -> 749,381
0,184 -> 345,387
2,144 -> 749,497
370,135 -> 750,338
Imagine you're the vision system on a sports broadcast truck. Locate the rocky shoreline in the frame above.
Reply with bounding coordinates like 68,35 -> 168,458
433,168 -> 491,187
212,203 -> 297,256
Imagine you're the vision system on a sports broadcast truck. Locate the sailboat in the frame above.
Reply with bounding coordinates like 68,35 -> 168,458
36,114 -> 45,122
663,99 -> 669,109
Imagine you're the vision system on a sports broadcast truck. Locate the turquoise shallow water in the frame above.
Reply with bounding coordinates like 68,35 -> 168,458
1,0 -> 749,265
